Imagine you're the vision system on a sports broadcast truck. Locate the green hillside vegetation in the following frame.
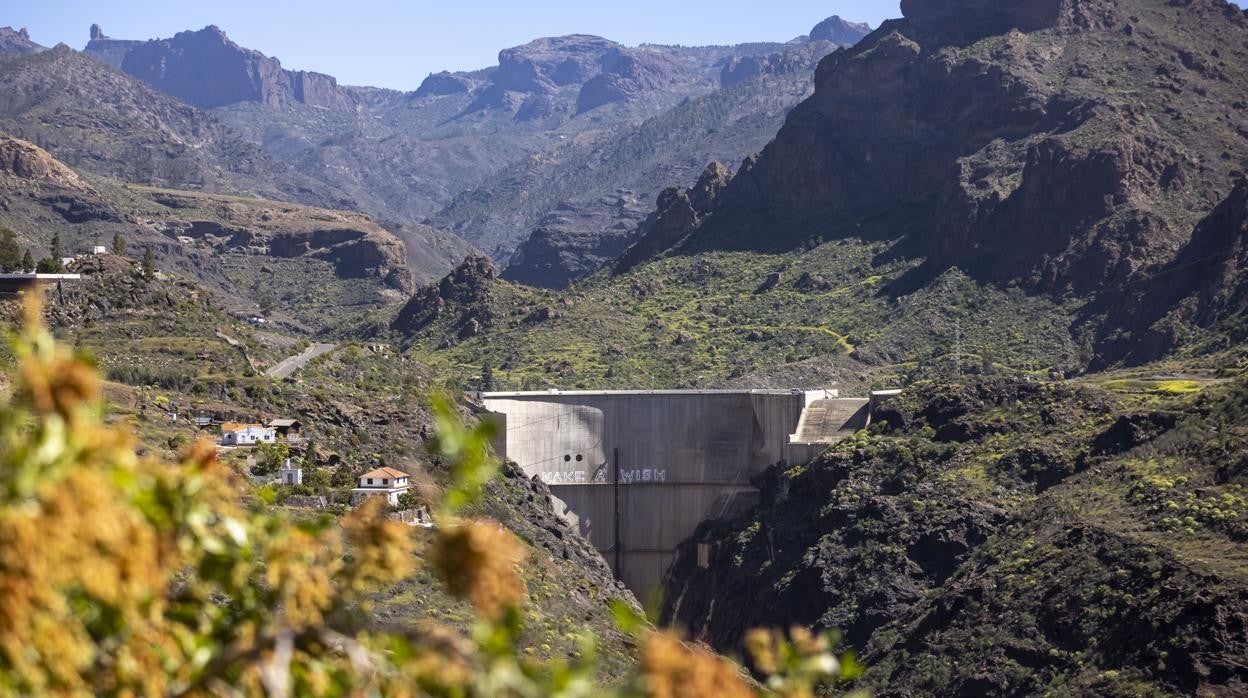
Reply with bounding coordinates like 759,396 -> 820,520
391,240 -> 1084,394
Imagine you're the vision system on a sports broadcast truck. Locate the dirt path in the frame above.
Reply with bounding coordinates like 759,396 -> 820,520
265,343 -> 336,379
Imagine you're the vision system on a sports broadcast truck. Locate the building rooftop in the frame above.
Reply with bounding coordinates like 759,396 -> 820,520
220,422 -> 266,432
358,467 -> 409,482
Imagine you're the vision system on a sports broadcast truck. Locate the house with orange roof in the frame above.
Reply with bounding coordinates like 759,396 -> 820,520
350,466 -> 411,506
220,422 -> 277,446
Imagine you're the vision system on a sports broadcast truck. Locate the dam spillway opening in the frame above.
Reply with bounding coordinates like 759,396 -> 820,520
481,388 -> 890,596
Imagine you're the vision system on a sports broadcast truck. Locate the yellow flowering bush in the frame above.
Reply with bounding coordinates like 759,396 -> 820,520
0,297 -> 859,696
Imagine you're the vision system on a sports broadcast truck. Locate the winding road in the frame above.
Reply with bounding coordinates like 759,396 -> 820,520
266,343 -> 336,379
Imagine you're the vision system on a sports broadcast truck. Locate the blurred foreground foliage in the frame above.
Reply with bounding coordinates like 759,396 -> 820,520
0,297 -> 858,696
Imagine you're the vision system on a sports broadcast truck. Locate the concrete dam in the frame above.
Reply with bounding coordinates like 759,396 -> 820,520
482,389 -> 887,595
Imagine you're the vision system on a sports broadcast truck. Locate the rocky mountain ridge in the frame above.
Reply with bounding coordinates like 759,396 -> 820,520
0,26 -> 44,56
434,18 -> 870,284
613,0 -> 1248,366
86,25 -> 361,111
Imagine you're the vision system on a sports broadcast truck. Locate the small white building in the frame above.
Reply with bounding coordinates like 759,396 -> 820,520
91,245 -> 107,255
279,458 -> 303,486
220,423 -> 277,446
350,467 -> 411,506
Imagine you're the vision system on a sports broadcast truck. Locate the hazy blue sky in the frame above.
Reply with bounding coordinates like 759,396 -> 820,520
6,1 -> 901,90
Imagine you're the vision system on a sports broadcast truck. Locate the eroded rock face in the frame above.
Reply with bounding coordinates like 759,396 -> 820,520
0,26 -> 43,56
503,193 -> 649,289
615,161 -> 732,272
0,135 -> 117,223
0,135 -> 95,190
147,189 -> 414,295
899,0 -> 1119,45
576,48 -> 684,113
114,26 -> 359,110
1089,177 -> 1248,365
414,71 -> 478,97
391,255 -> 498,338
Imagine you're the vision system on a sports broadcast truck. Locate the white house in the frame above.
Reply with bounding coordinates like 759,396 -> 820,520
220,423 -> 277,446
279,458 -> 303,486
350,467 -> 411,506
91,245 -> 107,255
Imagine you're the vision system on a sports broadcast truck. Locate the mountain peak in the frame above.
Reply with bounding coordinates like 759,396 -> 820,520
0,25 -> 45,56
809,16 -> 873,44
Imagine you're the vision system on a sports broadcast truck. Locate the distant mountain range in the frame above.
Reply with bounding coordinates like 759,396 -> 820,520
0,14 -> 870,290
58,17 -> 867,286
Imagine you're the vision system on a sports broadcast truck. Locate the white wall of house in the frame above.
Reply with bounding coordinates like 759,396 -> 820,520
221,427 -> 277,446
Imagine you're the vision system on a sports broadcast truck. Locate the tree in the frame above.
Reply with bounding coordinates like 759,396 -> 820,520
111,231 -> 126,256
0,226 -> 21,272
20,249 -> 33,273
35,257 -> 60,273
302,439 -> 319,469
252,441 -> 289,476
980,352 -> 996,376
305,467 -> 332,492
141,245 -> 155,278
481,361 -> 496,391
396,490 -> 422,511
50,232 -> 62,262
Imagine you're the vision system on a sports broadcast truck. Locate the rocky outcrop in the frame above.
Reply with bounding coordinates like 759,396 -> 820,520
0,135 -> 96,191
614,161 -> 731,272
0,135 -> 117,223
145,189 -> 413,294
0,26 -> 43,56
899,0 -> 1121,45
1089,177 -> 1248,365
82,24 -> 142,68
575,48 -> 684,113
503,193 -> 649,289
391,255 -> 498,340
463,35 -> 702,118
721,17 -> 870,89
414,71 -> 479,97
101,25 -> 359,110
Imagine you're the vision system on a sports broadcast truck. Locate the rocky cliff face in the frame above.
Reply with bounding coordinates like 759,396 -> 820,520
461,35 -> 710,120
0,134 -> 116,224
82,24 -> 142,68
0,27 -> 44,56
1089,176 -> 1248,364
721,17 -> 870,90
615,161 -> 731,272
89,25 -> 360,111
502,193 -> 649,289
391,255 -> 498,341
622,0 -> 1248,365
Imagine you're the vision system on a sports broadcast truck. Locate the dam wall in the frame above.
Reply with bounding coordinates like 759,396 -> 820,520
482,389 -> 846,595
